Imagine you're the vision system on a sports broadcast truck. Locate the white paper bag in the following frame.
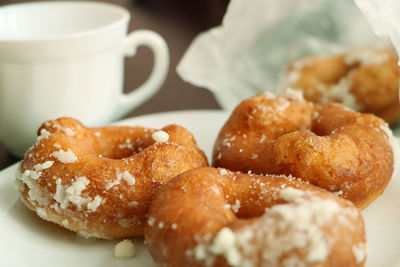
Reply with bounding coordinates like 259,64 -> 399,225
177,0 -> 388,110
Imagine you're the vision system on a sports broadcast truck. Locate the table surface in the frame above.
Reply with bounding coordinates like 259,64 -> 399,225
0,0 -> 226,170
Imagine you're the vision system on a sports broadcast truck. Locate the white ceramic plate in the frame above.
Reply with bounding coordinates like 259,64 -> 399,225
0,110 -> 399,267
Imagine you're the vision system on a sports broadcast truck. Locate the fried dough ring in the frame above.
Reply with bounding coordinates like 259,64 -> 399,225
15,117 -> 208,239
280,49 -> 400,125
145,167 -> 367,267
213,91 -> 396,209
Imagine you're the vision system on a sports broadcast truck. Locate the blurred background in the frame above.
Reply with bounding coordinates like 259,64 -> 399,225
0,0 -> 229,169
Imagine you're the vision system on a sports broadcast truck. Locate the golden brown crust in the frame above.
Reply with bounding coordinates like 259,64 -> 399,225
145,167 -> 366,267
212,92 -> 394,209
16,117 -> 208,239
281,48 -> 400,125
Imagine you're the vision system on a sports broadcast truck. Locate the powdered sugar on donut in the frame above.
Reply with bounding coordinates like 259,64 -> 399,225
152,130 -> 169,143
87,195 -> 103,212
37,129 -> 51,142
54,177 -> 90,209
277,57 -> 313,90
106,169 -> 136,190
44,121 -> 76,137
319,75 -> 360,111
192,187 -> 360,266
281,88 -> 304,101
52,149 -> 78,163
119,170 -> 135,186
344,50 -> 389,66
15,162 -> 54,206
352,242 -> 367,264
206,228 -> 241,266
279,186 -> 304,201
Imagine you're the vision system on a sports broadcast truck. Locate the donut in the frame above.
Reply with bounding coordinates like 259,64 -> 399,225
212,90 -> 397,209
15,117 -> 208,239
145,167 -> 367,267
279,48 -> 400,125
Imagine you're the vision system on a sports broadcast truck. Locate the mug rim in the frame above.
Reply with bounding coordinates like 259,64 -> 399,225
0,1 -> 130,43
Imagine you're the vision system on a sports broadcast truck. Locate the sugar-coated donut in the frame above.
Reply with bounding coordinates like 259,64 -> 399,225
15,117 -> 208,239
145,167 -> 367,267
279,48 -> 400,125
213,90 -> 397,209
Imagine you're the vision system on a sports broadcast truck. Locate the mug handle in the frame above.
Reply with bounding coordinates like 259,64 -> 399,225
115,30 -> 169,119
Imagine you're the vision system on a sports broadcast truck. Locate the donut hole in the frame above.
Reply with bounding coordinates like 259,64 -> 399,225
100,148 -> 141,160
310,122 -> 332,137
309,106 -> 348,137
233,201 -> 282,219
98,142 -> 153,160
91,134 -> 154,160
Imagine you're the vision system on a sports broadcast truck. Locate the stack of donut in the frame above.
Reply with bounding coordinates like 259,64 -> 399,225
15,67 -> 398,266
144,90 -> 397,267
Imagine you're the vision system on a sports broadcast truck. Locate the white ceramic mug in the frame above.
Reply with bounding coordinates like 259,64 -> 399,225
0,1 -> 169,157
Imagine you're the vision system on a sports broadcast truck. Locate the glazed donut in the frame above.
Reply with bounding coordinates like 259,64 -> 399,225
15,117 -> 208,239
279,48 -> 400,125
212,90 -> 397,209
145,167 -> 367,267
